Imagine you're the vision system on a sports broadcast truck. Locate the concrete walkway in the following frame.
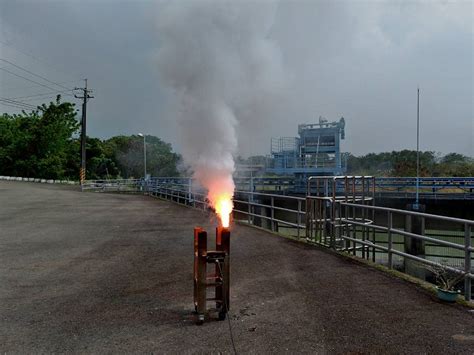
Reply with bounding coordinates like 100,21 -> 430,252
0,181 -> 473,353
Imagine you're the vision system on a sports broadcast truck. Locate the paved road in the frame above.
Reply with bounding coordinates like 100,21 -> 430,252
0,181 -> 473,353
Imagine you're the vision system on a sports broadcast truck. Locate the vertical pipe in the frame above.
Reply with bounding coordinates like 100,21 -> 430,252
388,212 -> 393,269
344,202 -> 349,251
318,197 -> 323,244
247,192 -> 251,224
188,178 -> 192,206
372,176 -> 376,262
271,196 -> 275,232
305,196 -> 313,241
352,177 -> 356,255
465,223 -> 472,301
297,199 -> 302,239
344,176 -> 348,202
143,135 -> 147,180
362,177 -> 366,259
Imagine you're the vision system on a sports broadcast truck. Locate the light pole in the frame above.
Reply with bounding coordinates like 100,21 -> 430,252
138,133 -> 147,180
415,88 -> 420,207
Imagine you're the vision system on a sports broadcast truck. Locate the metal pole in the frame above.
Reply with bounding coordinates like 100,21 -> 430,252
388,211 -> 393,269
465,223 -> 472,301
297,199 -> 302,239
270,196 -> 275,232
143,135 -> 147,180
416,87 -> 420,206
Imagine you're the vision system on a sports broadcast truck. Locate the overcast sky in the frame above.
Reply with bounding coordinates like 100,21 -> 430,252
1,0 -> 472,157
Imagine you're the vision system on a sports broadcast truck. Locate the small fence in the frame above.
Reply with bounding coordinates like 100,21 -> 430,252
234,176 -> 474,199
81,179 -> 143,192
82,176 -> 474,301
0,176 -> 77,184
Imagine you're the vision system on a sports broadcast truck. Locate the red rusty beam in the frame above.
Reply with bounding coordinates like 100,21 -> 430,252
195,228 -> 207,323
193,227 -> 203,311
216,226 -> 230,316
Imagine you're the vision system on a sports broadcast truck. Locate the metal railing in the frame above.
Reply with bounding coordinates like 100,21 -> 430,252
144,178 -> 307,239
81,179 -> 143,192
232,190 -> 306,239
82,176 -> 473,301
305,176 -> 473,301
266,155 -> 345,170
336,201 -> 473,301
232,176 -> 474,199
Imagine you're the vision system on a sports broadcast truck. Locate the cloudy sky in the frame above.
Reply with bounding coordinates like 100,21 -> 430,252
0,0 -> 472,157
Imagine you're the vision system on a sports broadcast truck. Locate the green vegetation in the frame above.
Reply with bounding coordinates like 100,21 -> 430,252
347,151 -> 474,177
0,97 -> 180,180
1,97 -> 471,180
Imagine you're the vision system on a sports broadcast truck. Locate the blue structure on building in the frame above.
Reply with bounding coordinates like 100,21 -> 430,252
265,117 -> 347,181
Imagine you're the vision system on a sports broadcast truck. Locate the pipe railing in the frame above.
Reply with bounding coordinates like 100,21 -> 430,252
83,177 -> 473,301
307,196 -> 474,301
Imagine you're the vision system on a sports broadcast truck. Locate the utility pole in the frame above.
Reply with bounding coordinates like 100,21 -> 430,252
75,79 -> 93,187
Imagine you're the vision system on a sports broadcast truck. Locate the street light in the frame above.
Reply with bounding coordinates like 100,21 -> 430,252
138,133 -> 147,180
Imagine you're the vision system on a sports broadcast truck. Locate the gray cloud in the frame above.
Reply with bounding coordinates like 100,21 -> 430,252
0,0 -> 472,157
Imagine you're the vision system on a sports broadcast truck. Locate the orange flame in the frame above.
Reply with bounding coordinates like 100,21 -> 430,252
214,194 -> 233,228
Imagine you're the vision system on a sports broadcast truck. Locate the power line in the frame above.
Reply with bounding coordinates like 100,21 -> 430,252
12,95 -> 70,103
0,67 -> 74,97
1,80 -> 81,92
0,101 -> 32,111
0,97 -> 37,109
0,58 -> 73,91
0,98 -> 37,110
8,89 -> 74,101
0,39 -> 81,81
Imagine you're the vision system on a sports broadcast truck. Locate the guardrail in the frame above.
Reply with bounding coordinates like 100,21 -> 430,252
0,176 -> 78,184
81,179 -> 143,192
333,200 -> 473,301
304,175 -> 473,301
233,176 -> 474,199
82,176 -> 473,301
142,178 -> 307,238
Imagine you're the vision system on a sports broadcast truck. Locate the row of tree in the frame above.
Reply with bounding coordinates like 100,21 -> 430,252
0,97 -> 180,180
347,151 -> 474,177
238,151 -> 474,177
1,97 -> 472,180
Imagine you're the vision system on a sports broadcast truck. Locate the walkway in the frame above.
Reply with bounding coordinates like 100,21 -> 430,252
0,181 -> 473,353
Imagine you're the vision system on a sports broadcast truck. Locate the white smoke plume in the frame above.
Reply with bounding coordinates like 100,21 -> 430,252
155,1 -> 284,221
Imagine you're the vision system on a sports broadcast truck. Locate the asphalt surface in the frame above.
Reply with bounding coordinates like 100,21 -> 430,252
0,181 -> 473,354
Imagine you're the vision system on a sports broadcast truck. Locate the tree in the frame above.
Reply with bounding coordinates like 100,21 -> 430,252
103,135 -> 180,178
0,96 -> 79,179
347,150 -> 473,177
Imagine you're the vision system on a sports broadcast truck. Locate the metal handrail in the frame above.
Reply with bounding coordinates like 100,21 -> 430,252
84,176 -> 473,301
340,201 -> 474,226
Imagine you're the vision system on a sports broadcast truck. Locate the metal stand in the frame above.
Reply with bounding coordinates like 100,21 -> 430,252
194,227 -> 230,325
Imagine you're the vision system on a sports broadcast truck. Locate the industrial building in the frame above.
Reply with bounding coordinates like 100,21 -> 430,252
265,116 -> 347,180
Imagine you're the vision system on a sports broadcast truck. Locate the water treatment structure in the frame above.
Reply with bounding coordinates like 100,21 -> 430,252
265,116 -> 347,182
